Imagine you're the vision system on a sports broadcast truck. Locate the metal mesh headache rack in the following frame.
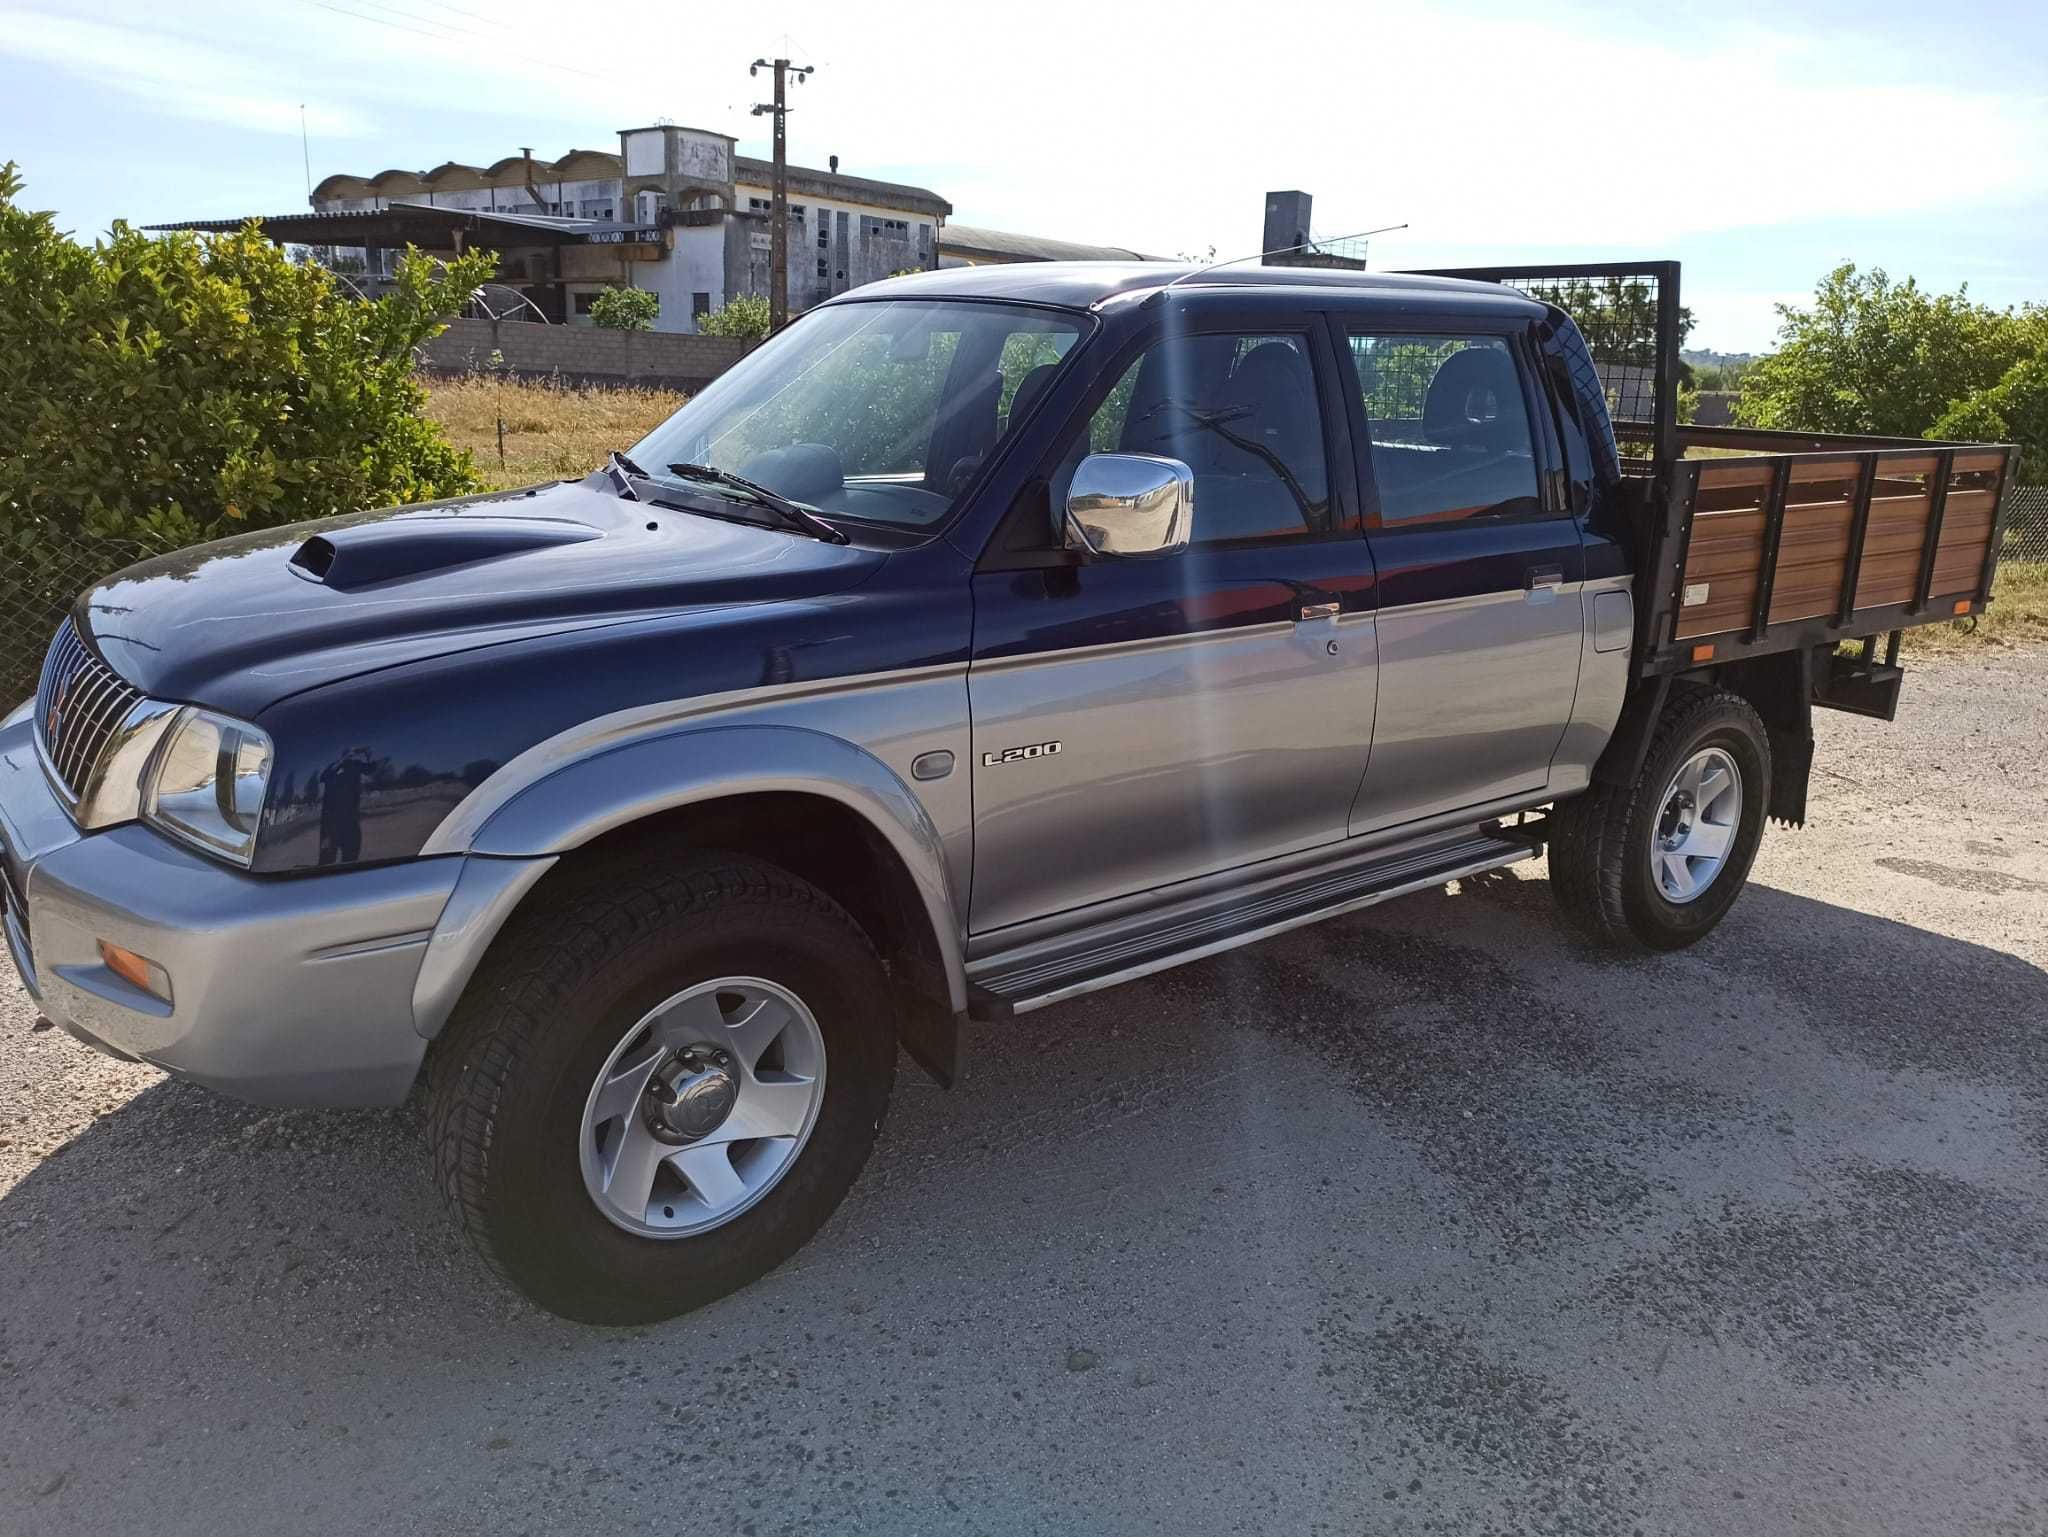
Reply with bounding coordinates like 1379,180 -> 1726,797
1413,261 -> 2018,688
1414,260 -> 1680,468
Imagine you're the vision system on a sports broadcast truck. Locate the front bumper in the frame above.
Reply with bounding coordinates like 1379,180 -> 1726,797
1,717 -> 466,1107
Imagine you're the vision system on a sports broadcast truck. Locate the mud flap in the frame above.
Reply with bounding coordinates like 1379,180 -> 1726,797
893,972 -> 960,1088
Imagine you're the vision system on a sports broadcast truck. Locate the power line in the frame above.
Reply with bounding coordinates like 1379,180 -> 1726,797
409,0 -> 525,32
345,0 -> 473,39
307,0 -> 448,42
302,0 -> 615,84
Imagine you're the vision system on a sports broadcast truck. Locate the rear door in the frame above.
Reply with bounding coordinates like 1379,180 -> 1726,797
1337,322 -> 1586,832
966,315 -> 1378,934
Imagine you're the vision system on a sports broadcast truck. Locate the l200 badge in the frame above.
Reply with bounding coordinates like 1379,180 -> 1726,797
980,741 -> 1062,767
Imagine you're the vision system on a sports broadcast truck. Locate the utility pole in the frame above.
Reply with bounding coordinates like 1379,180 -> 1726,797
750,55 -> 813,329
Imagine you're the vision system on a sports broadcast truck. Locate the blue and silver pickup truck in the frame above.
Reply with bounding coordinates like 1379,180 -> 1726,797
0,260 -> 2020,1321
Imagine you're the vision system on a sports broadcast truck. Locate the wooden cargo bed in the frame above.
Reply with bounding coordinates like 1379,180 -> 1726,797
1641,425 -> 2018,673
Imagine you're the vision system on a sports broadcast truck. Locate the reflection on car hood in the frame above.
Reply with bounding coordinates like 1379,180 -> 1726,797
74,478 -> 886,716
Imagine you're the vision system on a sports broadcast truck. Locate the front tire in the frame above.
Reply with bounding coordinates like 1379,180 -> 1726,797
427,854 -> 895,1324
1549,686 -> 1772,952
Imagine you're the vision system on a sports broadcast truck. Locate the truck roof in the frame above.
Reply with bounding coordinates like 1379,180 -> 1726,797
846,260 -> 1548,317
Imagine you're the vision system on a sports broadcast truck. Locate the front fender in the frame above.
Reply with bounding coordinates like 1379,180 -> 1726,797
462,723 -> 968,1012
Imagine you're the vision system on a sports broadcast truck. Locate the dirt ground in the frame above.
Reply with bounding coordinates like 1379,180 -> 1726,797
2,646 -> 2045,1536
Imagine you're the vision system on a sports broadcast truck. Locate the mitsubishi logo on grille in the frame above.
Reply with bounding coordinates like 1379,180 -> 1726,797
44,675 -> 70,744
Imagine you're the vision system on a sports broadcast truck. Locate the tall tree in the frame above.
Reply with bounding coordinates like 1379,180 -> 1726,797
1735,264 -> 2032,439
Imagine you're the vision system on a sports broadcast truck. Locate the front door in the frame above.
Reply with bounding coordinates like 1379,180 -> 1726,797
1338,327 -> 1587,832
966,322 -> 1378,934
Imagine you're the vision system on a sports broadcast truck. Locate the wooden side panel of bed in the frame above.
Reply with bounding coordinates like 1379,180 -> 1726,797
1670,448 -> 2009,643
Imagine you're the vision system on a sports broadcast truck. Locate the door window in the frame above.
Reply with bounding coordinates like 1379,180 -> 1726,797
1347,334 -> 1540,525
1066,331 -> 1340,544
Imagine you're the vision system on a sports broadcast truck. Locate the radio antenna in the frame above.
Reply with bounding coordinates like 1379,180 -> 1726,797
1163,222 -> 1410,289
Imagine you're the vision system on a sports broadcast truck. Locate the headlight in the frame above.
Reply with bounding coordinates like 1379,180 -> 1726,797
142,708 -> 274,866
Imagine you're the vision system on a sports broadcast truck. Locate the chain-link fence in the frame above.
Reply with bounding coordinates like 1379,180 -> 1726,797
2005,485 -> 2048,566
1,534 -> 170,709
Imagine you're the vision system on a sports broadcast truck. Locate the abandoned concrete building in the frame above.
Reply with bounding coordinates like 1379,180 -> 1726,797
161,123 -> 954,333
157,120 -> 1353,335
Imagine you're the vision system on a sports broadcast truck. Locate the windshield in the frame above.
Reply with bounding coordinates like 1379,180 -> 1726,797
628,300 -> 1085,530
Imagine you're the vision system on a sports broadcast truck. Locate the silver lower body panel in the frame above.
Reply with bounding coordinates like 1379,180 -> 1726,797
968,826 -> 1535,1015
1,719 -> 472,1108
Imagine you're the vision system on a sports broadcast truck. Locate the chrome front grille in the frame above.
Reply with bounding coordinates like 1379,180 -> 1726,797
33,620 -> 145,808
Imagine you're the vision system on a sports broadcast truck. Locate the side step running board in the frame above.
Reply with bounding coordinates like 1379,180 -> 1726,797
968,831 -> 1534,1019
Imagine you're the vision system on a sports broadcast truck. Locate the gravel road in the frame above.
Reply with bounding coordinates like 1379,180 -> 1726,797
3,646 -> 2045,1536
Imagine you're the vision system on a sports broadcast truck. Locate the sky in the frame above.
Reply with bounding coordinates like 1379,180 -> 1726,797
2,0 -> 2043,352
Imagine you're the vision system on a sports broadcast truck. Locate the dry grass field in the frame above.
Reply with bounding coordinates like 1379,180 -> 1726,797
1912,557 -> 2048,652
423,373 -> 683,492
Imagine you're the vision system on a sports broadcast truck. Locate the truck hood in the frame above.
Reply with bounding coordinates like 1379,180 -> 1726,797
75,478 -> 886,716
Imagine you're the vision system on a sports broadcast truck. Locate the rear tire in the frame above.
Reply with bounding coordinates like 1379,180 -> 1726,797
427,853 -> 895,1324
1549,686 -> 1772,952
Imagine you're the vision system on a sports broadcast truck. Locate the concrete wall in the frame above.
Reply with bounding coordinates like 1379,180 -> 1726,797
418,316 -> 752,391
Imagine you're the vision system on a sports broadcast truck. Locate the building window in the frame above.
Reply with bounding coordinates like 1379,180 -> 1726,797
692,292 -> 712,318
817,258 -> 828,278
789,204 -> 805,218
748,197 -> 771,212
572,291 -> 599,316
817,229 -> 829,249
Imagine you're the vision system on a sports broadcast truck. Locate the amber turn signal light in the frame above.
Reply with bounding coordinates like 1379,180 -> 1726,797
98,940 -> 171,1003
1953,599 -> 1971,615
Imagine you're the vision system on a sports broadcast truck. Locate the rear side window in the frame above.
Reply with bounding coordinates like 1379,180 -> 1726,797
1347,334 -> 1540,525
1074,331 -> 1338,544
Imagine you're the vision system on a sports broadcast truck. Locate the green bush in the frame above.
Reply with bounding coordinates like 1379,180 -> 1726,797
1734,264 -> 2041,441
1931,356 -> 2048,484
697,293 -> 771,340
588,286 -> 658,331
0,160 -> 495,698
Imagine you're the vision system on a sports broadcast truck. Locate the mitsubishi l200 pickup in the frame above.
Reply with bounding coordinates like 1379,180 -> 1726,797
0,260 -> 2020,1321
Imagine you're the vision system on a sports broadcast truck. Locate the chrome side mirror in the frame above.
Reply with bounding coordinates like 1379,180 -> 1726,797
1063,453 -> 1193,559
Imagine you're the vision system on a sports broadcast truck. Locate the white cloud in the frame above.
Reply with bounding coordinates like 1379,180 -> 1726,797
0,8 -> 362,135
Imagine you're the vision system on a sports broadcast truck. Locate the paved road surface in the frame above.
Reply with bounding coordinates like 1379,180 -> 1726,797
3,646 -> 2045,1536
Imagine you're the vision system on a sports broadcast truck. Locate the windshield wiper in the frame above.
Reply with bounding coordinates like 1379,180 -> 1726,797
605,449 -> 651,500
665,463 -> 849,545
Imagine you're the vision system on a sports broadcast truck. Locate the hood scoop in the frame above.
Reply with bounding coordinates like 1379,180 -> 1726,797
289,516 -> 603,589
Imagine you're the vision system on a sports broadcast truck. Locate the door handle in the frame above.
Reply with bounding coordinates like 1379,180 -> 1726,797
1525,565 -> 1565,591
1299,601 -> 1341,621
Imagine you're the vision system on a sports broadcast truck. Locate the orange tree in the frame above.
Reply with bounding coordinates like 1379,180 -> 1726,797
0,161 -> 495,696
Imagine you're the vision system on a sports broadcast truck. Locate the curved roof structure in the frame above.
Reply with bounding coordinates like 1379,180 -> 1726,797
553,149 -> 622,179
310,174 -> 373,200
306,145 -> 949,217
421,162 -> 491,190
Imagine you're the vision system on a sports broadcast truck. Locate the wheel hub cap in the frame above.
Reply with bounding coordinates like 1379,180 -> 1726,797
577,977 -> 827,1239
643,1048 -> 738,1143
1650,747 -> 1742,905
